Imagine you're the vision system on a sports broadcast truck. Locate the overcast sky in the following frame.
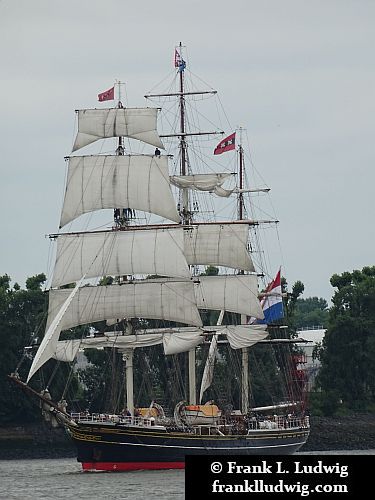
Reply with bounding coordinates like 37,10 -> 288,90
0,0 -> 374,302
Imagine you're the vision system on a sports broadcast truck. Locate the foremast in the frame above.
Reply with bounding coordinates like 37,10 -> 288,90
114,84 -> 132,229
114,84 -> 134,415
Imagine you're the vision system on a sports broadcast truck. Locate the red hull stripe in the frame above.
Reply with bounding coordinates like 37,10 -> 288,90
82,461 -> 185,471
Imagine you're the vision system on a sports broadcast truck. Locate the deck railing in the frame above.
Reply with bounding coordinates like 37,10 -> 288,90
246,415 -> 310,431
70,412 -> 154,427
70,412 -> 309,432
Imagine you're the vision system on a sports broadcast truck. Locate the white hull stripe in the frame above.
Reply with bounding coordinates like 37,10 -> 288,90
76,437 -> 307,450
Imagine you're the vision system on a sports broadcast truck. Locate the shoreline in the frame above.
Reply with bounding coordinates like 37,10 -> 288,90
301,413 -> 375,452
1,413 -> 375,459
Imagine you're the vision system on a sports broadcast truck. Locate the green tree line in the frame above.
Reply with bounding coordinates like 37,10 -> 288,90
0,273 -> 47,423
312,266 -> 375,415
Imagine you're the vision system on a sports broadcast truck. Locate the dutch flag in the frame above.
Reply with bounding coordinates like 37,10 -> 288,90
258,268 -> 283,324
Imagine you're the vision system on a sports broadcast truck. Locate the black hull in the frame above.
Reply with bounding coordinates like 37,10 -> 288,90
68,423 -> 309,471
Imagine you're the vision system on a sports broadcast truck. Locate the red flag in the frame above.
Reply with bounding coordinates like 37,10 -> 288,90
98,86 -> 115,102
214,132 -> 236,155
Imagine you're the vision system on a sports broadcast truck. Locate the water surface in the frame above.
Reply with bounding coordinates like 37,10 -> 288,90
1,451 -> 374,500
0,458 -> 184,500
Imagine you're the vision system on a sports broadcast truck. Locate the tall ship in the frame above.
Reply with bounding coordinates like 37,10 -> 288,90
10,44 -> 310,471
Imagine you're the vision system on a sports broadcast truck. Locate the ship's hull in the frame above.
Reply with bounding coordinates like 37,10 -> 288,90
68,422 -> 309,471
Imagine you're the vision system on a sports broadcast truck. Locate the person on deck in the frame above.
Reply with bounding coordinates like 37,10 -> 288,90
134,407 -> 141,417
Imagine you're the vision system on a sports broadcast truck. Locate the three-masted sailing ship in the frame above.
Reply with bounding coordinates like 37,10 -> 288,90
10,44 -> 310,471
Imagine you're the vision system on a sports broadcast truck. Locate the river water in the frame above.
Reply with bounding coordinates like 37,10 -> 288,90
0,452 -> 374,500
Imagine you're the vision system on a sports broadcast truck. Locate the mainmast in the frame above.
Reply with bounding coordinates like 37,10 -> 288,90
146,43 -> 223,405
238,130 -> 245,221
177,43 -> 196,404
178,43 -> 189,224
145,42 -> 223,228
237,129 -> 250,414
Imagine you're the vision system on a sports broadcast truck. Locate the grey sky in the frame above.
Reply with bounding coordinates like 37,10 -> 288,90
0,0 -> 374,302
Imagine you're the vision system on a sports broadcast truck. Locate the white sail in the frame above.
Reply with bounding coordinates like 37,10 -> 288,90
170,173 -> 234,197
53,334 -> 164,361
60,155 -> 179,227
91,334 -> 164,350
46,281 -> 203,332
52,224 -> 253,288
163,331 -> 203,355
53,330 -> 203,361
225,325 -> 268,349
184,224 -> 254,272
199,324 -> 268,402
195,275 -> 264,319
72,108 -> 164,152
199,333 -> 218,403
53,339 -> 81,362
199,310 -> 224,403
53,324 -> 268,363
52,228 -> 190,287
27,277 -> 85,382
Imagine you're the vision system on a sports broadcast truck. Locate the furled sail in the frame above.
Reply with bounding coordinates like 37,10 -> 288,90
194,275 -> 264,319
163,331 -> 203,355
72,108 -> 164,151
224,325 -> 268,349
184,224 -> 254,272
46,281 -> 203,332
53,334 -> 164,362
51,228 -> 190,287
60,155 -> 179,227
53,329 -> 203,361
170,173 -> 233,197
53,324 -> 267,363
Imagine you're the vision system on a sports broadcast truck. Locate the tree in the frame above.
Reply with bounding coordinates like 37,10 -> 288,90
284,279 -> 304,324
316,266 -> 375,411
0,274 -> 48,423
201,265 -> 219,276
293,297 -> 329,330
